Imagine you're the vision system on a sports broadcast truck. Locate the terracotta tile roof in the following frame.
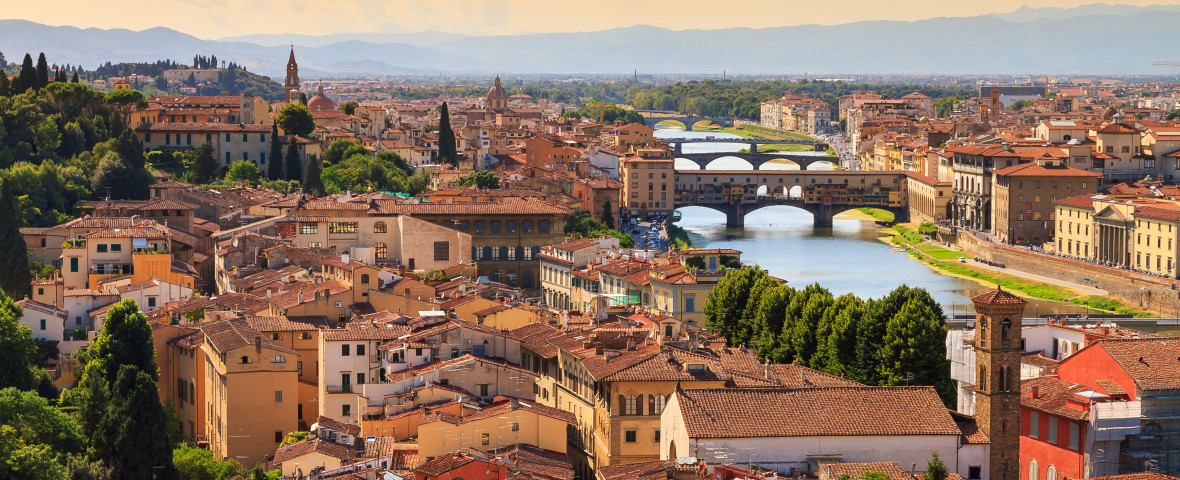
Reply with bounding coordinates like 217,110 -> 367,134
507,322 -> 562,358
490,444 -> 574,480
231,265 -> 307,292
200,317 -> 297,355
950,411 -> 990,444
366,198 -> 572,216
1021,376 -> 1092,421
419,398 -> 575,427
1093,338 -> 1180,391
268,280 -> 351,310
414,451 -> 480,477
272,438 -> 356,466
597,460 -> 672,480
135,122 -> 272,133
1096,123 -> 1139,134
315,415 -> 361,437
243,315 -> 327,332
992,162 -> 1102,178
601,347 -> 728,382
970,288 -> 1027,306
1055,194 -> 1099,209
322,319 -> 410,341
17,298 -> 67,317
821,462 -> 914,480
765,362 -> 863,389
1088,474 -> 1180,480
674,386 -> 960,438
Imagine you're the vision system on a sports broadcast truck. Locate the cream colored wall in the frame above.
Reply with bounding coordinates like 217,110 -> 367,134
202,341 -> 300,466
1132,216 -> 1180,276
417,410 -> 569,463
1055,205 -> 1093,258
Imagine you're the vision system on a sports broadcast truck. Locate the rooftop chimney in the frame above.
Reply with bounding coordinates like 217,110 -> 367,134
254,335 -> 262,353
342,252 -> 350,264
1030,386 -> 1040,399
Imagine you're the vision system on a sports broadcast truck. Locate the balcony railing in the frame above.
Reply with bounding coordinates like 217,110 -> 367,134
325,384 -> 353,394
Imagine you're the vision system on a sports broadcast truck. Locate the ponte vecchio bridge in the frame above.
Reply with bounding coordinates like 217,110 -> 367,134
674,170 -> 910,228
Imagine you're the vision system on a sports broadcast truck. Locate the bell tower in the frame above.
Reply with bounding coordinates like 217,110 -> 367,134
971,287 -> 1025,480
284,46 -> 301,103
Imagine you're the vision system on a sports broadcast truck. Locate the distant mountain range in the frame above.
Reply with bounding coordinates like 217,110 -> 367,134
3,4 -> 1180,77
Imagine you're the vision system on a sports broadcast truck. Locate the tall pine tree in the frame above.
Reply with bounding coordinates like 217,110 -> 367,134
17,54 -> 35,94
284,140 -> 302,182
304,155 -> 323,194
437,102 -> 457,166
35,53 -> 49,89
599,198 -> 615,228
0,183 -> 31,299
267,122 -> 283,180
190,142 -> 217,184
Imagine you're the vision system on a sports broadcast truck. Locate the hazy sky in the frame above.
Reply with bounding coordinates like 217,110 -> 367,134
6,0 -> 1180,38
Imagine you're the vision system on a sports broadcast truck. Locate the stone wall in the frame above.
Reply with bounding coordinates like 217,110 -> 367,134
956,231 -> 1180,315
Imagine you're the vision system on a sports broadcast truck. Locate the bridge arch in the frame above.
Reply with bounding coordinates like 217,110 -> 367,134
758,158 -> 803,171
654,118 -> 691,130
805,159 -> 839,171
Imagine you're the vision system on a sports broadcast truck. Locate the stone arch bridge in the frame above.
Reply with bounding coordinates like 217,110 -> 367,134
675,152 -> 838,171
636,110 -> 732,131
674,170 -> 910,228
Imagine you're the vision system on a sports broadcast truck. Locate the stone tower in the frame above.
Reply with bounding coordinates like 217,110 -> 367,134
971,287 -> 1026,480
284,47 -> 300,103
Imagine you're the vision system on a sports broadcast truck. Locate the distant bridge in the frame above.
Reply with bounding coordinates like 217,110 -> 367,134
662,137 -> 829,154
675,152 -> 838,170
636,110 -> 732,131
674,170 -> 910,228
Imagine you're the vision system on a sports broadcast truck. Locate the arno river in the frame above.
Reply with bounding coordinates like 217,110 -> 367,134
658,127 -> 1091,316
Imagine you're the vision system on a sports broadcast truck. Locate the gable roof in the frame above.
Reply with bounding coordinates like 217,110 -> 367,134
674,386 -> 960,439
1093,338 -> 1180,391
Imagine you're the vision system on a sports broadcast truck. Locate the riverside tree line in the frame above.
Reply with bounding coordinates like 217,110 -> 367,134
704,266 -> 954,404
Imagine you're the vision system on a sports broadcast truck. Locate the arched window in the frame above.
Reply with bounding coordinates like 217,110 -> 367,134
654,394 -> 666,415
499,246 -> 509,260
240,356 -> 251,364
1029,459 -> 1039,480
1002,318 -> 1012,344
373,221 -> 387,233
375,242 -> 388,259
999,366 -> 1009,391
483,246 -> 493,260
360,274 -> 370,284
271,355 -> 287,363
625,395 -> 637,415
1046,466 -> 1056,480
979,366 -> 987,391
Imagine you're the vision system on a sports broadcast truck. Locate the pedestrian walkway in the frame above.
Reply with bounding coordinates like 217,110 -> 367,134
964,257 -> 1108,296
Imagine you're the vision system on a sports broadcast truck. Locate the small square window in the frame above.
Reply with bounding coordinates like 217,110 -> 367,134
625,430 -> 637,443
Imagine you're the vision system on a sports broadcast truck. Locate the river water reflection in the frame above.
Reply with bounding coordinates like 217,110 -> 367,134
658,126 -> 1091,315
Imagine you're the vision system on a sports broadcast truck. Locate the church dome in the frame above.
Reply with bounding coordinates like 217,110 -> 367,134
487,76 -> 507,100
307,85 -> 335,111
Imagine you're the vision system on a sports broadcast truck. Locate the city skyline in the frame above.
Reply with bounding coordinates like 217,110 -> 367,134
3,0 -> 1179,39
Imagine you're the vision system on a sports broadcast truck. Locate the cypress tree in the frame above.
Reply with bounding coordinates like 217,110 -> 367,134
599,198 -> 615,228
35,53 -> 49,89
190,142 -> 217,184
18,53 -> 35,94
437,102 -> 457,166
284,140 -> 302,181
71,71 -> 79,83
298,92 -> 308,105
0,69 -> 9,96
0,289 -> 35,390
0,183 -> 31,299
267,122 -> 283,180
304,155 -> 323,194
97,365 -> 176,479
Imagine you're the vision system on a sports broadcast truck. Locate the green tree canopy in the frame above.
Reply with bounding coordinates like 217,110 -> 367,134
457,170 -> 499,189
276,103 -> 314,138
322,139 -> 368,166
103,89 -> 145,127
225,160 -> 261,184
0,183 -> 31,299
284,140 -> 302,182
190,143 -> 218,185
338,101 -> 359,115
304,155 -> 323,195
267,123 -> 283,181
437,102 -> 457,166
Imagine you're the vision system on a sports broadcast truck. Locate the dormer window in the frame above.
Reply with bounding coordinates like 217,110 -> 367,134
685,363 -> 706,373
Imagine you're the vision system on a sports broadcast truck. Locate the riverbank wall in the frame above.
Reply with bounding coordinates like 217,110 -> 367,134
955,231 -> 1180,315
